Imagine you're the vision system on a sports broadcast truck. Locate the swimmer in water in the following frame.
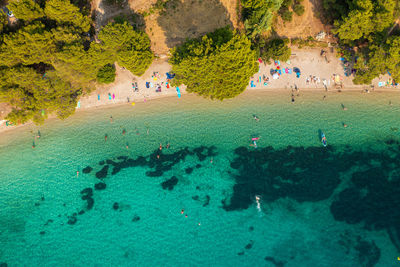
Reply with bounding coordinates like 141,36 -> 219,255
126,143 -> 129,149
110,116 -> 113,123
253,115 -> 259,122
343,123 -> 348,128
36,130 -> 41,139
210,157 -> 213,164
76,171 -> 79,177
157,154 -> 160,159
105,134 -> 108,141
255,195 -> 261,212
181,209 -> 184,214
32,142 -> 36,148
159,143 -> 163,150
122,129 -> 126,135
166,143 -> 170,149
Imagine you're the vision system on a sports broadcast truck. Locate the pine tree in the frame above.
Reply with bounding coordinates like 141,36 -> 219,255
171,28 -> 258,100
8,0 -> 44,21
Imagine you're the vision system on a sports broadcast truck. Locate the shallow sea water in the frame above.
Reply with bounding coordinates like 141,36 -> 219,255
1,91 -> 400,266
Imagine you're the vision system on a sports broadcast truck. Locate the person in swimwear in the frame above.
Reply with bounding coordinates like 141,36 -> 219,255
159,143 -> 162,150
166,143 -> 170,149
105,134 -> 108,141
76,171 -> 79,177
253,115 -> 259,122
122,129 -> 126,135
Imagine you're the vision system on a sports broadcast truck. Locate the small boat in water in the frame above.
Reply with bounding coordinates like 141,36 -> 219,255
321,132 -> 327,147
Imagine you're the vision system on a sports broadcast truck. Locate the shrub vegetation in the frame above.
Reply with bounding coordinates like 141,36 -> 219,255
97,64 -> 116,84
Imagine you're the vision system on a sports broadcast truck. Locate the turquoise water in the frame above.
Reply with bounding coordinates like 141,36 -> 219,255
1,91 -> 400,266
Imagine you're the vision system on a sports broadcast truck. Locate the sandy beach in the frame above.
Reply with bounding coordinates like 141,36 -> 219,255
0,48 -> 398,134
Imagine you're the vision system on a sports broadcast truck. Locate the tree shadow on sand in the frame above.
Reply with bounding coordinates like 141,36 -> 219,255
157,0 -> 233,49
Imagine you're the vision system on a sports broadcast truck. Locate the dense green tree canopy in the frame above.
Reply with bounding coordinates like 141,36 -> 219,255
97,64 -> 116,84
242,0 -> 284,38
260,38 -> 291,63
0,11 -> 7,34
8,0 -> 44,21
0,22 -> 55,66
353,37 -> 400,84
98,22 -> 154,76
324,0 -> 399,84
170,28 -> 258,100
0,1 -> 153,125
44,0 -> 91,32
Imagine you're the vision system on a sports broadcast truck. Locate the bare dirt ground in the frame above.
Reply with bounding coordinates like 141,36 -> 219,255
143,0 -> 238,55
92,0 -> 238,55
274,0 -> 328,39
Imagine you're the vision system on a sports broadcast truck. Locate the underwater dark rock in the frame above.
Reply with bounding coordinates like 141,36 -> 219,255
185,167 -> 194,174
264,256 -> 286,267
224,145 -> 350,211
96,165 -> 109,179
355,237 -> 380,267
249,226 -> 254,232
94,182 -> 107,190
203,195 -> 210,207
67,216 -> 77,225
82,166 -> 93,174
99,160 -> 105,165
132,215 -> 140,222
0,262 -> 7,267
41,196 -> 45,201
34,202 -> 40,206
329,145 -> 400,252
40,231 -> 45,235
245,240 -> 253,249
113,202 -> 119,210
195,164 -> 202,169
192,195 -> 199,201
86,197 -> 94,210
78,210 -> 85,215
161,176 -> 178,190
80,188 -> 93,197
237,251 -> 244,256
44,219 -> 54,226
